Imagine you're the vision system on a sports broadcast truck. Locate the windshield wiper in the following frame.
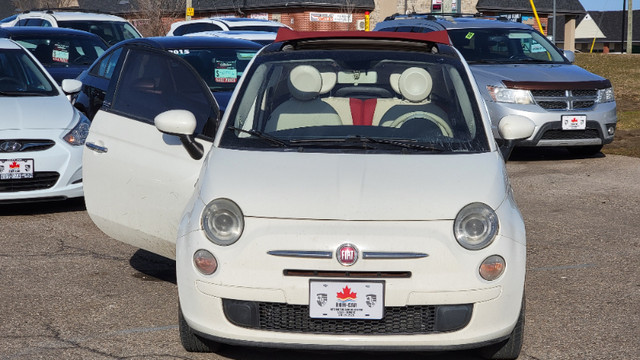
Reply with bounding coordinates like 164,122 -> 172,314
227,126 -> 289,147
291,135 -> 444,152
359,136 -> 445,152
0,91 -> 47,96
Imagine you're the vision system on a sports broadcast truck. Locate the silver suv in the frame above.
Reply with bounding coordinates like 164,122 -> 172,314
375,15 -> 617,155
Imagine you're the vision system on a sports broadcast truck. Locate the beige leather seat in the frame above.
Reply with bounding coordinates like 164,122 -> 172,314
265,65 -> 342,132
378,67 -> 453,137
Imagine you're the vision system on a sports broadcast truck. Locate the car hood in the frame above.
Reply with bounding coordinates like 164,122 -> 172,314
200,149 -> 509,221
470,63 -> 605,86
0,95 -> 75,130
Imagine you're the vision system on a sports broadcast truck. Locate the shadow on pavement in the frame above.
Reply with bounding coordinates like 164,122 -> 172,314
129,249 -> 177,284
509,147 -> 605,162
0,197 -> 86,216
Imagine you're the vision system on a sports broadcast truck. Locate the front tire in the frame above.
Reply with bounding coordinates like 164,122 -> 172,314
478,299 -> 525,359
179,305 -> 221,352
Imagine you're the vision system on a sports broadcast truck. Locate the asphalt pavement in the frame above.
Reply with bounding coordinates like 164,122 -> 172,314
1,149 -> 638,360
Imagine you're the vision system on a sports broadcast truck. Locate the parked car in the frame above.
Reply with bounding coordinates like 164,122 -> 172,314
0,27 -> 108,84
167,17 -> 289,37
73,36 -> 261,120
13,10 -> 142,46
0,38 -> 87,203
82,29 -> 535,359
185,30 -> 277,46
375,14 -> 617,155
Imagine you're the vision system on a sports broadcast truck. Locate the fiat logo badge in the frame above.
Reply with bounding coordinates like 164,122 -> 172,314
337,243 -> 358,266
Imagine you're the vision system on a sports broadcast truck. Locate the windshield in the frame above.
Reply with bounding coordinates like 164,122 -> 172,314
231,25 -> 282,33
59,20 -> 141,46
0,48 -> 57,96
14,35 -> 107,67
448,28 -> 567,64
220,50 -> 490,154
168,48 -> 258,92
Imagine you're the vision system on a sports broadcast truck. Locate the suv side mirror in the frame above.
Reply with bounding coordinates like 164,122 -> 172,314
498,115 -> 535,161
154,109 -> 204,160
563,50 -> 575,63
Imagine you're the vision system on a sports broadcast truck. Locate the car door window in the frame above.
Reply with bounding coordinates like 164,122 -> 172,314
111,48 -> 218,137
91,47 -> 123,79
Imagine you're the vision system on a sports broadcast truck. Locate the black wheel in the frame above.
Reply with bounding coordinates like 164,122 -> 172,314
478,299 -> 525,360
178,305 -> 221,353
567,145 -> 603,156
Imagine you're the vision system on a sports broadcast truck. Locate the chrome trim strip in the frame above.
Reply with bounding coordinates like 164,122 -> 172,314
267,250 -> 333,259
362,252 -> 429,259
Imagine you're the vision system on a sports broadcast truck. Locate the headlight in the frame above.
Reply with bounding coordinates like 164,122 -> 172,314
597,87 -> 615,103
63,114 -> 90,146
487,86 -> 534,105
454,203 -> 499,250
202,198 -> 244,246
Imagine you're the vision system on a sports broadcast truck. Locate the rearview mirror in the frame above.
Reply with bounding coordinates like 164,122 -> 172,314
563,49 -> 575,63
498,115 -> 535,161
155,109 -> 204,160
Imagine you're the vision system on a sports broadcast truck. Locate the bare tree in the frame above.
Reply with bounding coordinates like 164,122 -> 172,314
129,0 -> 185,37
340,0 -> 356,31
12,0 -> 77,11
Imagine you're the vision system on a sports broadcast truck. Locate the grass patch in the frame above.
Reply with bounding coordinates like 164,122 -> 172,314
575,54 -> 640,157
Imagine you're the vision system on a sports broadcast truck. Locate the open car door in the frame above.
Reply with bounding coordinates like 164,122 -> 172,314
83,47 -> 219,259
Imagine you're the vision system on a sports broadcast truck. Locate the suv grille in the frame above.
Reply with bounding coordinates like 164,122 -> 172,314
0,172 -> 60,192
531,89 -> 598,111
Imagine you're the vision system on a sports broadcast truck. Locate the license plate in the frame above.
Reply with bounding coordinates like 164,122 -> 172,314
309,280 -> 384,319
562,115 -> 587,130
0,159 -> 34,179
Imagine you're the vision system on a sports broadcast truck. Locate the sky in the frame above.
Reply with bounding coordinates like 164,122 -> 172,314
579,0 -> 640,11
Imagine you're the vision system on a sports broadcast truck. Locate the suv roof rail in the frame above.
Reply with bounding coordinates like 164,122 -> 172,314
21,8 -> 112,15
383,12 -> 485,21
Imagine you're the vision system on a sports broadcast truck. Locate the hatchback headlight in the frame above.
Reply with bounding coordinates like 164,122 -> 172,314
596,87 -> 615,103
454,203 -> 499,250
202,198 -> 244,246
487,86 -> 534,105
63,114 -> 90,146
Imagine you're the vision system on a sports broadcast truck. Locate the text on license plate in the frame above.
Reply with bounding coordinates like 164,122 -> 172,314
562,115 -> 587,130
309,280 -> 384,319
0,159 -> 34,179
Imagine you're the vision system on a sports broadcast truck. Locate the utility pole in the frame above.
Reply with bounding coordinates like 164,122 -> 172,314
622,0 -> 626,53
552,0 -> 557,43
186,0 -> 193,20
628,0 -> 634,54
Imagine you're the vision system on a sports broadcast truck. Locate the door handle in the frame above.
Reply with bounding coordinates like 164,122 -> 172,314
86,142 -> 108,153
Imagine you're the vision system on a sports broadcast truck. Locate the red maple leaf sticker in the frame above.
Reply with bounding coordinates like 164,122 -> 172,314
336,286 -> 357,301
571,118 -> 578,123
9,161 -> 20,169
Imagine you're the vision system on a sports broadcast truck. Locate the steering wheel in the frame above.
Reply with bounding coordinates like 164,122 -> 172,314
389,111 -> 453,137
0,77 -> 24,90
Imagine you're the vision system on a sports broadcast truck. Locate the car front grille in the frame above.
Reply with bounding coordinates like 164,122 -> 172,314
540,129 -> 600,140
0,172 -> 60,192
531,89 -> 598,111
0,139 -> 55,153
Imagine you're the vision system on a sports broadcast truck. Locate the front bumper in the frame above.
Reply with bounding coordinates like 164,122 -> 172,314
176,214 -> 526,349
487,101 -> 617,147
0,130 -> 83,202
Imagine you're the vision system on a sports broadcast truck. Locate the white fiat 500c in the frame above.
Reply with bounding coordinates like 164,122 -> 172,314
82,30 -> 535,359
0,39 -> 86,203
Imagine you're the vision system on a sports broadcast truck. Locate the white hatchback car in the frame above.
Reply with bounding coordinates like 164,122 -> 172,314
0,39 -> 87,202
82,30 -> 535,359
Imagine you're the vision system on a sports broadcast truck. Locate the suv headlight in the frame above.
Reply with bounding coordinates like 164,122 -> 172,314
487,86 -> 535,105
202,198 -> 244,246
454,203 -> 499,250
63,114 -> 90,146
596,87 -> 615,103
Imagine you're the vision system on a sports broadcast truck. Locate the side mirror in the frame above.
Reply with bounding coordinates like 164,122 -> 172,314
498,115 -> 535,161
563,49 -> 575,63
61,79 -> 82,94
154,109 -> 204,160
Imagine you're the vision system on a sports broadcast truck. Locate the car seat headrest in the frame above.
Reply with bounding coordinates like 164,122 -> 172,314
288,65 -> 323,101
390,67 -> 433,103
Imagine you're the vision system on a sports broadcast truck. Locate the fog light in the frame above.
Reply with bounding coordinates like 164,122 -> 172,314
607,126 -> 616,136
479,255 -> 505,281
194,249 -> 218,275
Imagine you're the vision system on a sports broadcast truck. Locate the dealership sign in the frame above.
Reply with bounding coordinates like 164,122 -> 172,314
310,12 -> 352,23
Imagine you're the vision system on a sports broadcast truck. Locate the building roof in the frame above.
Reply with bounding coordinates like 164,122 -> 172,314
476,0 -> 586,16
76,0 -> 374,15
587,10 -> 640,43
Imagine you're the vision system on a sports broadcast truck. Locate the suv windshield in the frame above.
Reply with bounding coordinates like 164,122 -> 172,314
168,48 -> 258,92
0,49 -> 57,96
220,49 -> 489,154
59,20 -> 141,46
448,28 -> 567,64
